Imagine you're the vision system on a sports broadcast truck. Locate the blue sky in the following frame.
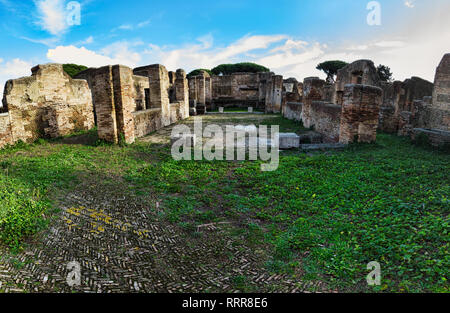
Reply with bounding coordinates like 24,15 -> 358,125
1,0 -> 449,95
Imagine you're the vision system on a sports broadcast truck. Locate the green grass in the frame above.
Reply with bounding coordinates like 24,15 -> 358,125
0,116 -> 448,292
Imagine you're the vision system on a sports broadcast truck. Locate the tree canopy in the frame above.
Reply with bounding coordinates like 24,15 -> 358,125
377,64 -> 394,82
63,64 -> 88,78
316,60 -> 349,83
187,69 -> 213,78
211,63 -> 270,75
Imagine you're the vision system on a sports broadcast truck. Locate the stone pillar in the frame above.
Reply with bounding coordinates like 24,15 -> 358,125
431,53 -> 450,131
189,77 -> 197,103
265,76 -> 274,113
196,75 -> 206,105
272,75 -> 283,113
205,76 -> 212,107
302,77 -> 325,128
339,84 -> 383,144
175,69 -> 189,119
92,66 -> 118,144
112,65 -> 136,144
148,64 -> 171,127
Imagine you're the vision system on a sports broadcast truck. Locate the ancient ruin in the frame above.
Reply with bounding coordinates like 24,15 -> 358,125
280,55 -> 450,147
0,63 -> 189,148
1,54 -> 449,149
188,71 -> 284,114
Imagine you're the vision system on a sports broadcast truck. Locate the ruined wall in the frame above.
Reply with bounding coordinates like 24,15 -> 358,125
334,60 -> 380,105
431,53 -> 450,131
378,76 -> 434,134
132,109 -> 162,138
282,78 -> 302,117
0,113 -> 13,147
340,84 -> 383,144
210,73 -> 260,108
75,63 -> 189,144
265,75 -> 283,113
257,72 -> 274,108
133,75 -> 150,111
302,77 -> 326,128
309,101 -> 342,143
1,64 -> 94,147
283,102 -> 302,122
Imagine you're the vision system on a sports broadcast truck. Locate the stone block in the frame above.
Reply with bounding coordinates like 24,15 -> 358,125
279,133 -> 300,149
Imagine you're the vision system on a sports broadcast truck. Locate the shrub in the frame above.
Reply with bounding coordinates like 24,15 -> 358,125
63,64 -> 88,78
187,69 -> 212,78
211,63 -> 270,75
0,176 -> 50,249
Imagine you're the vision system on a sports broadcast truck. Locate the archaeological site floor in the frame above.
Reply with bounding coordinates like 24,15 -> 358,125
0,114 -> 448,293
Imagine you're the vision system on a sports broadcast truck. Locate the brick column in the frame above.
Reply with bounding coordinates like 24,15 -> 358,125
175,69 -> 189,119
272,75 -> 283,113
196,75 -> 206,105
92,66 -> 118,144
112,65 -> 136,144
148,64 -> 171,126
302,77 -> 325,128
340,84 -> 383,144
431,53 -> 450,131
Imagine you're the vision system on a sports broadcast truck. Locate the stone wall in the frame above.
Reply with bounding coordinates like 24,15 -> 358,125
340,84 -> 383,144
210,73 -> 260,108
265,75 -> 283,113
281,78 -> 302,117
133,75 -> 150,111
1,64 -> 94,147
189,71 -> 283,112
0,113 -> 13,147
334,60 -> 380,105
431,53 -> 450,131
302,77 -> 326,128
283,102 -> 302,122
75,63 -> 189,144
309,101 -> 341,143
133,108 -> 162,138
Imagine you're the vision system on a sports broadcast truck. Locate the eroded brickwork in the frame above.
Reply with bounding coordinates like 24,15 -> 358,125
334,60 -> 380,105
1,64 -> 94,147
0,113 -> 13,147
340,84 -> 383,144
302,77 -> 325,129
431,53 -> 450,131
175,69 -> 189,119
112,65 -> 136,144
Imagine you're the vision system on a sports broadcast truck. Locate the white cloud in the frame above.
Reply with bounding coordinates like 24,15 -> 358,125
21,36 -> 60,46
112,19 -> 152,32
141,34 -> 288,72
0,58 -> 33,100
35,0 -> 68,35
46,41 -> 142,68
